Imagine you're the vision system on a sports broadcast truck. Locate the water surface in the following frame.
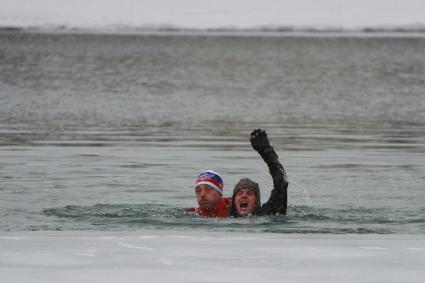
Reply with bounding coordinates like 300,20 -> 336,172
1,32 -> 424,233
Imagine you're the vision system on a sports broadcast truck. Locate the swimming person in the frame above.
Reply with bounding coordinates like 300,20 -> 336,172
188,170 -> 231,217
229,129 -> 288,217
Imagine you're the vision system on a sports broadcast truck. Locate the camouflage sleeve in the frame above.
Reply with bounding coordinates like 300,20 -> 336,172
259,146 -> 288,215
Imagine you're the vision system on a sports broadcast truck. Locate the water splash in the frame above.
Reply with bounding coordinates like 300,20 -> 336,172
288,178 -> 313,206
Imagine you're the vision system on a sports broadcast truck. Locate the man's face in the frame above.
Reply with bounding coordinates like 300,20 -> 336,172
234,188 -> 257,216
195,184 -> 222,211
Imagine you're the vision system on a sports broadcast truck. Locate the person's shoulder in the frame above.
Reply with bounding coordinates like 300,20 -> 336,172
222,196 -> 232,206
212,197 -> 232,217
187,207 -> 209,217
214,197 -> 232,207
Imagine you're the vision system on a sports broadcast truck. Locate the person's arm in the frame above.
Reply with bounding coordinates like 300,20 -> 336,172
250,129 -> 288,215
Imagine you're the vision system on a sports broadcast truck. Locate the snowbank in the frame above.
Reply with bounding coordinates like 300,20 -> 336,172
0,0 -> 424,30
1,230 -> 424,282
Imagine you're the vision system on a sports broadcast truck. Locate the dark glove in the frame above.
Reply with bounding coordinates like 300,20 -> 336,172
250,128 -> 271,153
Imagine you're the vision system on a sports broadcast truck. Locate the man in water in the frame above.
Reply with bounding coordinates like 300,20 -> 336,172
188,170 -> 231,217
229,129 -> 288,217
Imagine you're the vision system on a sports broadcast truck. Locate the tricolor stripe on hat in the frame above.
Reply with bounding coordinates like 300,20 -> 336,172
195,170 -> 223,195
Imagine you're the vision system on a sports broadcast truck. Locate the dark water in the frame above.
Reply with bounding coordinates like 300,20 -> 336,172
1,32 -> 424,233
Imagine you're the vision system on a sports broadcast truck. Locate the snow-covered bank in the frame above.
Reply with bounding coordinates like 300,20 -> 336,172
1,231 -> 424,283
1,0 -> 424,30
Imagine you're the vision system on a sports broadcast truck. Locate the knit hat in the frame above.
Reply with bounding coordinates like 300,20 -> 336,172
195,170 -> 224,195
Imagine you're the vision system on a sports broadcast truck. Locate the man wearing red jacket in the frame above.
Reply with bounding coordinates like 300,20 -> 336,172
188,170 -> 231,217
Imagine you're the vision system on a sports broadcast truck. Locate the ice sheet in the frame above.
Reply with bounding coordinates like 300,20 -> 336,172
1,230 -> 424,282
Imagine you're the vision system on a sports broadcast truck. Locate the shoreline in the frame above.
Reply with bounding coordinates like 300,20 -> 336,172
2,229 -> 425,238
2,26 -> 425,38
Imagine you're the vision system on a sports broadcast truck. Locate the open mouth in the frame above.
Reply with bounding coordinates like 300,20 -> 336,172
240,201 -> 248,209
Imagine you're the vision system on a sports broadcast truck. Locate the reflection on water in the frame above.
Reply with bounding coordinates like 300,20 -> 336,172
0,32 -> 424,233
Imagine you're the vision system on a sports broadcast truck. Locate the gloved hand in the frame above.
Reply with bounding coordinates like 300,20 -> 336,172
250,128 -> 271,153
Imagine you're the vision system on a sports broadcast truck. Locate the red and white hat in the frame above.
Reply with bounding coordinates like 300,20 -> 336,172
195,170 -> 224,195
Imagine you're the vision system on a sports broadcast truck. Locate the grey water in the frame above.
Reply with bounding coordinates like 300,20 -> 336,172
1,32 -> 424,234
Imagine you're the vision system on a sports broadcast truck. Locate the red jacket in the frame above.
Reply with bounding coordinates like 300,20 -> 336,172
188,197 -> 231,218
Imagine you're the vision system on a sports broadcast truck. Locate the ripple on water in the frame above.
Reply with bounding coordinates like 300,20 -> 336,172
40,204 -> 424,234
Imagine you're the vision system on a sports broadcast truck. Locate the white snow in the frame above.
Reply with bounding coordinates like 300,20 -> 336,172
0,0 -> 424,30
1,230 -> 425,283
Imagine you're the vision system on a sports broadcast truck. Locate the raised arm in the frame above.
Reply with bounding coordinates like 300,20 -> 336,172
250,129 -> 288,215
